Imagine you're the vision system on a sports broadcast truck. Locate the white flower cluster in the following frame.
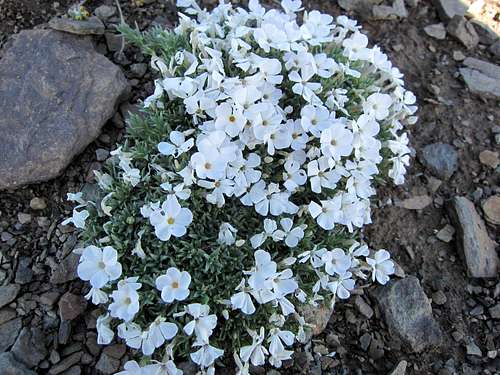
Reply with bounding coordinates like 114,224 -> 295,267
65,0 -> 417,373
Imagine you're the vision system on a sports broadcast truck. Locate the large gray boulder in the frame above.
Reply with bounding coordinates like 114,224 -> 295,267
0,352 -> 36,375
0,29 -> 129,189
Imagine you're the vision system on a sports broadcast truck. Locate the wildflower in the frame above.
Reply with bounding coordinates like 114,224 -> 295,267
322,248 -> 352,275
308,197 -> 342,230
366,249 -> 395,285
158,131 -> 194,158
327,271 -> 355,299
240,327 -> 268,366
109,277 -> 142,322
96,313 -> 114,345
62,208 -> 89,229
77,245 -> 122,289
149,195 -> 193,241
156,267 -> 192,303
184,303 -> 218,342
218,222 -> 238,245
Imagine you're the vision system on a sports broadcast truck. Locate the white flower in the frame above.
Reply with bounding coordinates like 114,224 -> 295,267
214,102 -> 246,138
158,131 -> 194,158
96,313 -> 114,345
307,157 -> 342,193
268,328 -> 294,368
156,267 -> 191,303
116,361 -> 144,375
240,327 -> 268,366
77,245 -> 122,289
84,287 -> 109,305
327,271 -> 355,299
184,303 -> 218,342
274,218 -> 304,247
218,222 -> 238,245
250,218 -> 279,249
109,277 -> 142,322
142,317 -> 179,355
363,93 -> 393,121
149,195 -> 193,241
62,208 -> 89,229
190,338 -> 224,368
366,249 -> 395,285
283,160 -> 306,192
320,125 -> 354,161
322,248 -> 351,275
300,104 -> 330,137
231,279 -> 256,315
145,361 -> 183,375
308,197 -> 342,230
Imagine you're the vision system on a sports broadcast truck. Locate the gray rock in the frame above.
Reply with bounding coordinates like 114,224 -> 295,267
48,352 -> 82,375
463,57 -> 500,79
0,30 -> 129,189
15,257 -> 33,285
338,0 -> 378,17
396,195 -> 433,210
49,16 -> 105,36
436,224 -> 455,243
58,292 -> 87,321
354,295 -> 374,318
51,253 -> 79,284
482,195 -> 500,226
130,63 -> 148,78
105,32 -> 124,52
419,143 -> 458,180
460,67 -> 500,98
447,16 -> 479,50
470,20 -> 499,46
0,285 -> 21,309
424,23 -> 447,40
389,360 -> 408,375
0,352 -> 36,375
432,0 -> 468,20
372,0 -> 408,19
11,327 -> 48,368
94,5 -> 116,20
0,317 -> 22,352
466,341 -> 482,356
376,276 -> 442,352
490,40 -> 500,58
29,197 -> 47,210
95,353 -> 120,374
489,304 -> 500,319
447,197 -> 499,278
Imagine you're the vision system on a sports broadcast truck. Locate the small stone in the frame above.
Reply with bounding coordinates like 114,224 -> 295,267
61,366 -> 81,375
479,150 -> 499,169
487,350 -> 498,359
0,308 -> 17,325
105,32 -> 124,52
39,291 -> 60,306
130,63 -> 148,78
447,16 -> 479,50
466,341 -> 482,357
95,353 -> 120,374
48,352 -> 82,375
103,344 -> 126,359
424,23 -> 447,40
432,290 -> 447,305
372,0 -> 408,20
94,5 -> 116,20
432,0 -> 468,20
489,304 -> 500,319
30,197 -> 47,210
58,321 -> 72,345
49,16 -> 105,35
368,337 -> 384,359
376,276 -> 442,352
354,296 -> 374,319
313,344 -> 328,355
389,360 -> 408,375
452,50 -> 466,61
419,143 -> 458,180
490,40 -> 500,58
436,224 -> 455,242
0,352 -> 36,375
15,257 -> 33,285
11,327 -> 48,368
95,149 -> 109,162
396,195 -> 433,210
470,19 -> 499,46
299,304 -> 332,336
482,196 -> 500,226
360,333 -> 371,351
17,213 -> 32,224
0,317 -> 22,352
0,284 -> 21,309
58,292 -> 87,321
50,253 -> 79,284
460,57 -> 500,98
447,196 -> 499,278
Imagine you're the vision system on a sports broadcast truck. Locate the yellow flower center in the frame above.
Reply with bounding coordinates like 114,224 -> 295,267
229,115 -> 236,123
172,281 -> 179,289
167,217 -> 175,225
124,297 -> 132,305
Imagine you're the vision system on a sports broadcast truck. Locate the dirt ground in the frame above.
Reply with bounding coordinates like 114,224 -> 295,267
0,0 -> 499,374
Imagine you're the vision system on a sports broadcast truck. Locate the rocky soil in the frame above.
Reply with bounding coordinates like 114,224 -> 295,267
0,0 -> 499,374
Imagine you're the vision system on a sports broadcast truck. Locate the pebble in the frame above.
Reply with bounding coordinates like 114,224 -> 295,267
0,284 -> 21,309
11,327 -> 48,368
479,150 -> 499,169
466,341 -> 482,357
432,0 -> 468,20
447,16 -> 479,50
419,143 -> 458,180
299,304 -> 332,336
94,5 -> 116,20
48,352 -> 82,375
49,16 -> 105,35
130,63 -> 148,78
489,304 -> 500,319
50,253 -> 79,284
460,57 -> 500,98
452,50 -> 466,61
360,332 -> 371,351
482,195 -> 500,226
448,196 -> 499,278
432,290 -> 447,305
30,197 -> 47,210
436,224 -> 455,242
58,292 -> 87,321
396,195 -> 433,210
390,360 -> 408,375
424,23 -> 446,40
95,148 -> 109,161
95,353 -> 120,374
354,296 -> 374,319
17,213 -> 32,224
